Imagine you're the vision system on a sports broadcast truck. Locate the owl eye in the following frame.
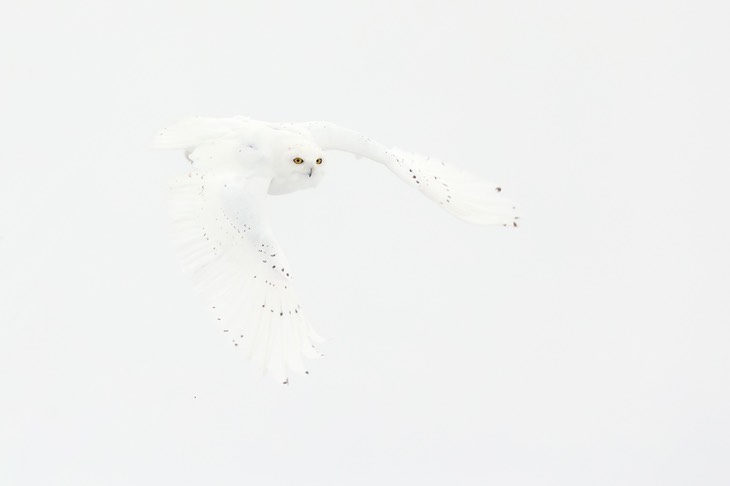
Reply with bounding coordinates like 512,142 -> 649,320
316,158 -> 323,164
293,157 -> 304,164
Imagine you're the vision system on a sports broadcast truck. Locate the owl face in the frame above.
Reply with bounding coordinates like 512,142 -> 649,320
285,142 -> 326,181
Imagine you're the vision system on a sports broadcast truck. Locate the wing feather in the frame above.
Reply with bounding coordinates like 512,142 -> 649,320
299,122 -> 519,226
168,169 -> 321,383
154,116 -> 252,150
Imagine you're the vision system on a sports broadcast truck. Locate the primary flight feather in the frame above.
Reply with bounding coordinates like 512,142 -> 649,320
155,116 -> 518,383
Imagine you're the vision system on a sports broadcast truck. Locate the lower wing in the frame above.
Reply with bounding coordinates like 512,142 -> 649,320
169,170 -> 323,383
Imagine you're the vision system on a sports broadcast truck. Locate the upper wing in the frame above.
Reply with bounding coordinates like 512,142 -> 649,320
297,122 -> 519,226
154,116 -> 253,151
165,143 -> 322,384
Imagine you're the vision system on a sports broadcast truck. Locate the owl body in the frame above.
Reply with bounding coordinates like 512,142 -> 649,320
160,117 -> 327,195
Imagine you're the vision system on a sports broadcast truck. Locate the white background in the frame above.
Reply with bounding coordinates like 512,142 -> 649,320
1,1 -> 728,485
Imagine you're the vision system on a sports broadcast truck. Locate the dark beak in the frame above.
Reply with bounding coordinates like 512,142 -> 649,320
308,167 -> 313,178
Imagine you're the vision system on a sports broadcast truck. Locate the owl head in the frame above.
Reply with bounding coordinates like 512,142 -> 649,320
267,139 -> 326,194
286,142 -> 325,178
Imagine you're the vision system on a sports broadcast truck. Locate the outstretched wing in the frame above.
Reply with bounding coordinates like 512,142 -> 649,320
165,156 -> 322,384
297,122 -> 518,226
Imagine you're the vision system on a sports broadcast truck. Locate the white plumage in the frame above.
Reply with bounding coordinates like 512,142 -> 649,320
155,116 -> 518,383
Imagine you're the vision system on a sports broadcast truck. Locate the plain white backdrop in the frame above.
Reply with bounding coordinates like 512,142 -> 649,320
1,1 -> 728,485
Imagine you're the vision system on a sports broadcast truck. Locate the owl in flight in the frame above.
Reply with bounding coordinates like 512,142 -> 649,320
155,117 -> 518,383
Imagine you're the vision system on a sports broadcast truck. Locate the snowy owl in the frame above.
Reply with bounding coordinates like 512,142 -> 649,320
155,116 -> 518,383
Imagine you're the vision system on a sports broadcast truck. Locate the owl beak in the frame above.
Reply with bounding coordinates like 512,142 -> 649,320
308,167 -> 313,178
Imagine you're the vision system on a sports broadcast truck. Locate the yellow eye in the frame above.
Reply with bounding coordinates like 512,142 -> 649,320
293,157 -> 304,164
316,158 -> 323,164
